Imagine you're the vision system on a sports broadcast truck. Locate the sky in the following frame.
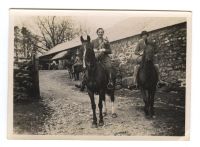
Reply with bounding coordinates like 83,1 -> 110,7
13,14 -> 129,37
12,10 -> 187,42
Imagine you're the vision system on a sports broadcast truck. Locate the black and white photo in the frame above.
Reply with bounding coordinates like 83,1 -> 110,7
8,9 -> 191,140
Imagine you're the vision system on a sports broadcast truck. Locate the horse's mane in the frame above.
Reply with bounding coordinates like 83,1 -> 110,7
85,43 -> 96,67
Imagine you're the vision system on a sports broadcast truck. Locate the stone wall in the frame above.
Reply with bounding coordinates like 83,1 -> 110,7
14,57 -> 40,102
110,22 -> 186,88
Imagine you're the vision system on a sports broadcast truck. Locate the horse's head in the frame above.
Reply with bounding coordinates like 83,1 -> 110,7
80,35 -> 95,69
142,45 -> 154,64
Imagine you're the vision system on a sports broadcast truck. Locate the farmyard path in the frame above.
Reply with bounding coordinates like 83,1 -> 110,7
14,70 -> 185,136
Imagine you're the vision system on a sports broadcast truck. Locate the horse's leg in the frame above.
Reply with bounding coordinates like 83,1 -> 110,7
70,70 -> 73,79
69,71 -> 71,79
102,93 -> 107,116
88,90 -> 97,128
141,89 -> 148,115
74,71 -> 76,80
149,89 -> 156,118
147,90 -> 152,117
74,72 -> 76,80
71,72 -> 73,79
77,72 -> 79,80
71,70 -> 74,80
110,91 -> 117,118
69,70 -> 72,79
99,90 -> 105,126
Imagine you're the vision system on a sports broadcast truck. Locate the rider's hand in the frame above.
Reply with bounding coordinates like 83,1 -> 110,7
94,48 -> 101,52
99,48 -> 106,52
104,37 -> 109,43
139,51 -> 143,56
94,49 -> 98,52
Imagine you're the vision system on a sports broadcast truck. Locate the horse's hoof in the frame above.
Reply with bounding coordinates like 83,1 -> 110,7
75,84 -> 81,88
91,122 -> 98,128
99,120 -> 104,126
103,112 -> 107,116
144,109 -> 148,116
112,113 -> 117,118
80,88 -> 85,92
144,111 -> 149,118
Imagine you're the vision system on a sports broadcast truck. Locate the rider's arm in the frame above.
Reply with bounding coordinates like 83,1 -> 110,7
74,57 -> 78,64
135,41 -> 141,55
94,48 -> 99,52
153,43 -> 159,55
91,40 -> 100,53
99,40 -> 112,54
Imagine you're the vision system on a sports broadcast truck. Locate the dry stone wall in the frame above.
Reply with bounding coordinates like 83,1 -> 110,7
110,22 -> 186,89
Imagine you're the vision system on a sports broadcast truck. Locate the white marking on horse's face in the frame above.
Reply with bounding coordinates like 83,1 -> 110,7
83,45 -> 86,69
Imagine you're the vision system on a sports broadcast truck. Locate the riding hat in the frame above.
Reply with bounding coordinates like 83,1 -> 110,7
140,31 -> 149,37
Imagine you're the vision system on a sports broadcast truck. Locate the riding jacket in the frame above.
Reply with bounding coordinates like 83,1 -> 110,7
91,38 -> 112,68
135,38 -> 159,64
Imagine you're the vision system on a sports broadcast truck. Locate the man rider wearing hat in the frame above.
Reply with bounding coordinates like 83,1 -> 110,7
133,30 -> 162,88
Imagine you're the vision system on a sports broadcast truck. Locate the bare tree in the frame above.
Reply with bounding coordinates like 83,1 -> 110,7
14,26 -> 22,60
14,26 -> 44,59
36,16 -> 80,50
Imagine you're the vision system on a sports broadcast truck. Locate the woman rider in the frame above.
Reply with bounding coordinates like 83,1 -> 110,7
76,28 -> 114,91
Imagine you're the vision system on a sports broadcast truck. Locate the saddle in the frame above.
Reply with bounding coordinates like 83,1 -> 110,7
95,52 -> 105,61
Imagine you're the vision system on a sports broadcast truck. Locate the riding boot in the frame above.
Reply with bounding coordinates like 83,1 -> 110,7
154,64 -> 163,88
80,78 -> 86,91
107,70 -> 114,90
133,65 -> 139,89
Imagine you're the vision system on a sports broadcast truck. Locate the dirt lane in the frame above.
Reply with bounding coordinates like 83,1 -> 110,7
36,70 -> 185,136
14,70 -> 185,136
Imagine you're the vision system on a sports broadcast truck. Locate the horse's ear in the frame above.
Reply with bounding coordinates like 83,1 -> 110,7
80,36 -> 84,43
87,35 -> 91,42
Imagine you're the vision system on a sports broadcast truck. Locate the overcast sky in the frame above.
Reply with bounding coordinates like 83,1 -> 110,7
13,14 -> 129,36
12,10 -> 187,40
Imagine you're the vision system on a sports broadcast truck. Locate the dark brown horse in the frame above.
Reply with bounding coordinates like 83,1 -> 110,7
73,64 -> 83,80
65,59 -> 74,79
137,43 -> 158,118
65,59 -> 83,80
80,35 -> 116,128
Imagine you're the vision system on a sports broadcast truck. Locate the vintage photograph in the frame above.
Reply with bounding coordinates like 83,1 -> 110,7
8,9 -> 191,140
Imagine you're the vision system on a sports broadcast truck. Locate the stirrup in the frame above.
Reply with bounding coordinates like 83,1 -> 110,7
132,84 -> 138,90
75,84 -> 81,88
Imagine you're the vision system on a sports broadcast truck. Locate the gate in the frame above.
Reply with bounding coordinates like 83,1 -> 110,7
14,45 -> 40,102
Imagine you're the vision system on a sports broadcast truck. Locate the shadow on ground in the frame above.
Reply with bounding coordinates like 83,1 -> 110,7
14,98 -> 53,135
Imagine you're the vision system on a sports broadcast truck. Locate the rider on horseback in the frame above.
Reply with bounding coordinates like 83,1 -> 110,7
73,50 -> 82,67
76,28 -> 114,91
133,30 -> 162,88
91,28 -> 114,90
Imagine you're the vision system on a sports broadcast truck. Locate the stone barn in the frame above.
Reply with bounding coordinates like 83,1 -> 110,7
39,38 -> 81,70
110,22 -> 187,89
39,18 -> 187,89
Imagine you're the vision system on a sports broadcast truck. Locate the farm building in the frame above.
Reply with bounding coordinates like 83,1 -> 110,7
39,17 -> 187,88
